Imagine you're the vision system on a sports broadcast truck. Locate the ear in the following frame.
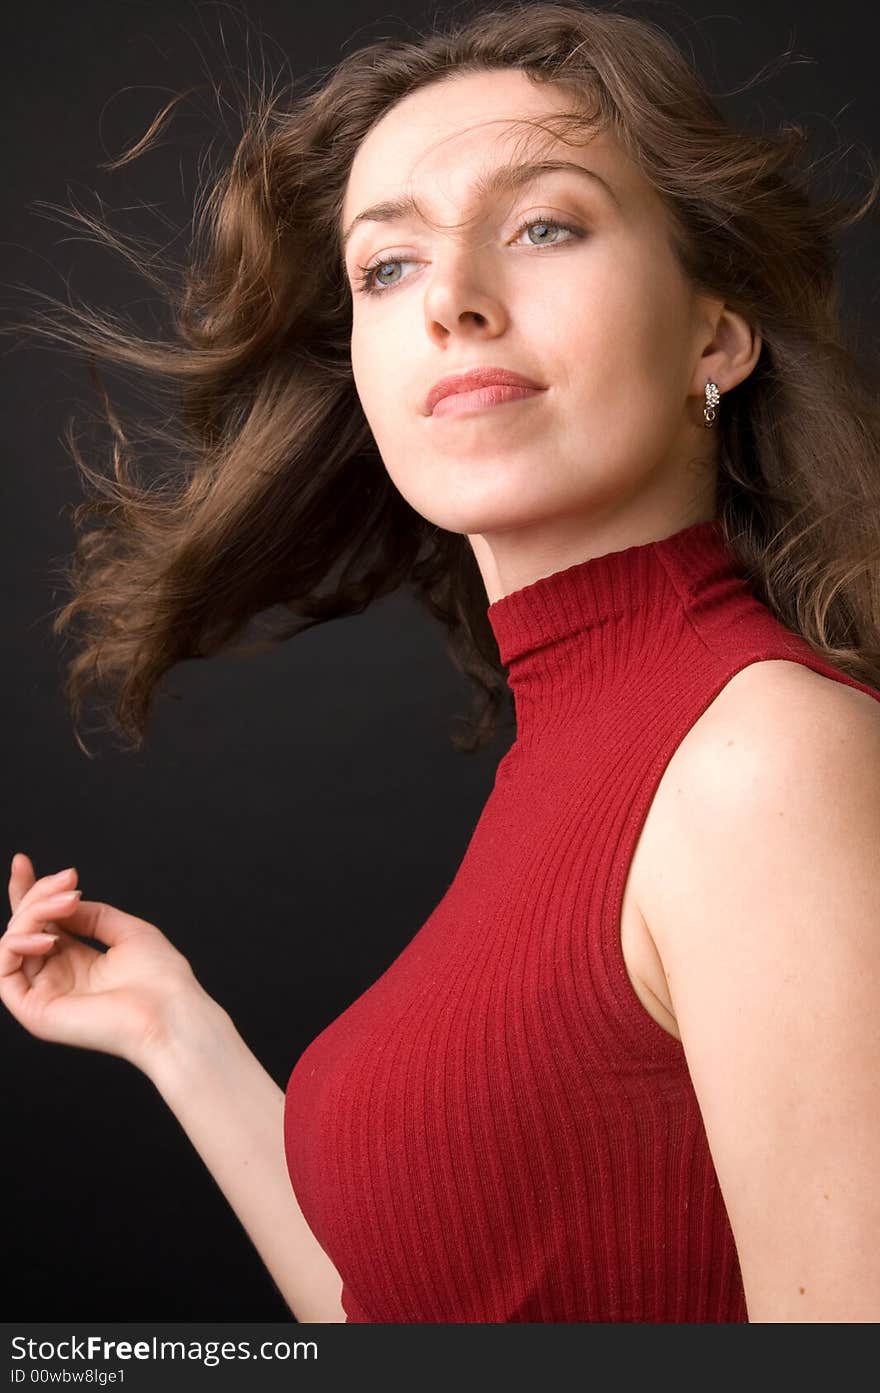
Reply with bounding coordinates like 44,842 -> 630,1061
689,297 -> 762,398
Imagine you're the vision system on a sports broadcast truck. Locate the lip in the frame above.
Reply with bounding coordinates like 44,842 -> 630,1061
424,366 -> 546,416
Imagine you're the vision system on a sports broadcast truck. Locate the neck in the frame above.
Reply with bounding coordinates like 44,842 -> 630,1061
470,496 -> 718,608
484,515 -> 747,751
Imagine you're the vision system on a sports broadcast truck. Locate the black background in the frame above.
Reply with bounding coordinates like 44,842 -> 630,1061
3,0 -> 878,1320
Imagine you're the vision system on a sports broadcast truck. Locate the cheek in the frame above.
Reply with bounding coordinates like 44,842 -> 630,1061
557,283 -> 691,465
350,318 -> 434,514
349,329 -> 375,422
350,320 -> 410,444
556,258 -> 673,380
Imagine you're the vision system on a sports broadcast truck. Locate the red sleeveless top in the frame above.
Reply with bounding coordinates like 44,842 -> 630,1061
283,517 -> 880,1322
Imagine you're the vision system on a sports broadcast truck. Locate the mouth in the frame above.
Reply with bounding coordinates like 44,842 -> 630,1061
424,366 -> 546,416
429,383 -> 547,418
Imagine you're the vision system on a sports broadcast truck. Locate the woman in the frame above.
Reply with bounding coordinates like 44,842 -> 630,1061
4,1 -> 880,1322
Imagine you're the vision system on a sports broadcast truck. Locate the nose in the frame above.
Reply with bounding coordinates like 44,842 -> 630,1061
421,250 -> 508,343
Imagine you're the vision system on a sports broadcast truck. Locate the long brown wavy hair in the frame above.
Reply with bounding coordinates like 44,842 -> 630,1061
13,0 -> 880,758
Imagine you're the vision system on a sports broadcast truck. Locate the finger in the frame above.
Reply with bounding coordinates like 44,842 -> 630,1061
2,931 -> 60,964
8,852 -> 35,914
0,926 -> 60,992
9,864 -> 78,921
45,897 -> 153,947
9,855 -> 62,918
4,931 -> 59,950
6,889 -> 82,938
9,910 -> 69,976
0,928 -> 51,1012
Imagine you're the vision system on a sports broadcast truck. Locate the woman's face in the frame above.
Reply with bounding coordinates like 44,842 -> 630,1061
340,68 -> 743,596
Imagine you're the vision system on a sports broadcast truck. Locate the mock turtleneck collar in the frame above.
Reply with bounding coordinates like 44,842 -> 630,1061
486,518 -> 738,663
485,517 -> 752,747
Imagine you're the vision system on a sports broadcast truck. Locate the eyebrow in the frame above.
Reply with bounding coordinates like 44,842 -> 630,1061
340,158 -> 619,261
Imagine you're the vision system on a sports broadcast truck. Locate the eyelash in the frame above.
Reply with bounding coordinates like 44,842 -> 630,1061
352,215 -> 585,297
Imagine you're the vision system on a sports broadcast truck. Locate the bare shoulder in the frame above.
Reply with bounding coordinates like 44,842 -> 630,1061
632,657 -> 880,954
670,657 -> 880,834
680,657 -> 880,764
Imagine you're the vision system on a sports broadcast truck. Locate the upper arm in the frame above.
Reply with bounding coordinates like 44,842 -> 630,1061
643,663 -> 880,1321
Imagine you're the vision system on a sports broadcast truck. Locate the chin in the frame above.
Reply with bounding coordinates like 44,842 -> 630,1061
414,481 -> 549,529
419,504 -> 551,537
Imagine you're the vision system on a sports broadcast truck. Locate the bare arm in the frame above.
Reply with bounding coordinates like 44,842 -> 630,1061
641,664 -> 880,1320
144,985 -> 346,1324
2,858 -> 344,1322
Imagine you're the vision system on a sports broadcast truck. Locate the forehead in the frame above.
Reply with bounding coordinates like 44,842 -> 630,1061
342,68 -> 627,225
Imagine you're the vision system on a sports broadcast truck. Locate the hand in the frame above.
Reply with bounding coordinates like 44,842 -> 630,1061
2,852 -> 202,1071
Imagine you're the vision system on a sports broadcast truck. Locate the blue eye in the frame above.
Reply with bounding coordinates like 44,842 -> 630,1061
352,215 -> 583,297
516,219 -> 571,246
354,257 -> 411,295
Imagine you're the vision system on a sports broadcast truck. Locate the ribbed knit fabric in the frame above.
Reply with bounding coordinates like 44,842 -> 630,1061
283,517 -> 880,1322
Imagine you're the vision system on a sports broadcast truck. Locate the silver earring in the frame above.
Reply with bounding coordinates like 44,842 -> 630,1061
703,380 -> 720,427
